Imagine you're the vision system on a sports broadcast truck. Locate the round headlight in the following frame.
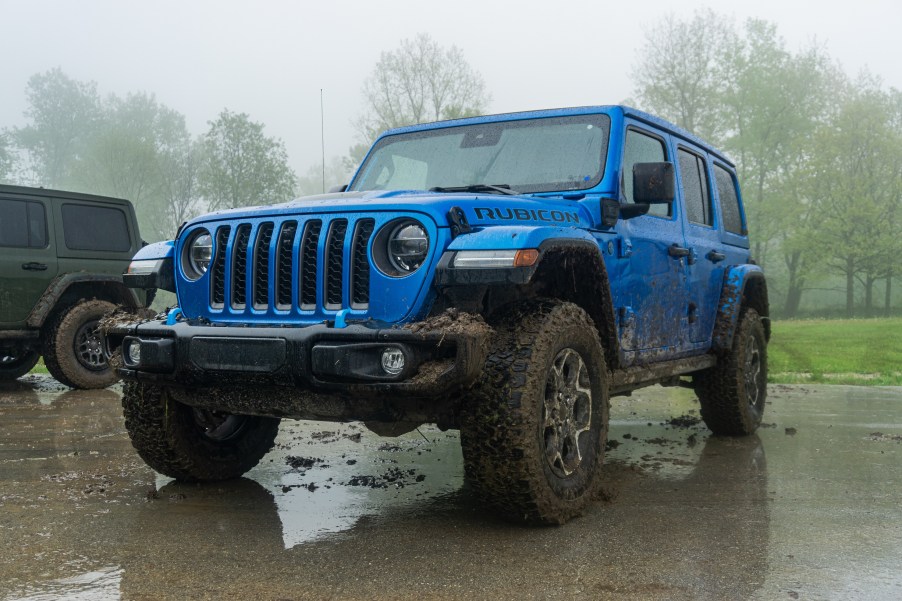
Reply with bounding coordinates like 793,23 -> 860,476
387,222 -> 428,273
186,231 -> 213,278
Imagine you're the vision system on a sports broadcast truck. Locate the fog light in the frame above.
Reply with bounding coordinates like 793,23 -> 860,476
126,341 -> 141,366
381,347 -> 405,375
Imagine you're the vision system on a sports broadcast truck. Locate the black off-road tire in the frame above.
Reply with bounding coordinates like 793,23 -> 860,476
122,381 -> 280,481
695,308 -> 768,436
460,299 -> 609,525
0,347 -> 40,380
43,299 -> 119,389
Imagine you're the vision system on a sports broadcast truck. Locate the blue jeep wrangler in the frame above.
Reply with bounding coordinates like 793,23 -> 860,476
106,105 -> 769,524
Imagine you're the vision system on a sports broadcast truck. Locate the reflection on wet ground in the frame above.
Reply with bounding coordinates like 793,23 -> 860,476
1,376 -> 900,600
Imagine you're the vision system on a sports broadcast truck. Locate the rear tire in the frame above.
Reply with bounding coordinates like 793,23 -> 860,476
122,382 -> 280,481
695,308 -> 768,435
43,299 -> 119,389
460,300 -> 609,525
0,346 -> 40,381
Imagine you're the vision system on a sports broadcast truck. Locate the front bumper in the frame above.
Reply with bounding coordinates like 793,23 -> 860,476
104,317 -> 489,400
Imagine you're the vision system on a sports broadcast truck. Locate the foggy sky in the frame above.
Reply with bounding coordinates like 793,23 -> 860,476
2,0 -> 900,180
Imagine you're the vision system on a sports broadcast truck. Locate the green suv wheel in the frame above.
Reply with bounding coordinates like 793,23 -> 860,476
0,346 -> 40,381
43,299 -> 119,390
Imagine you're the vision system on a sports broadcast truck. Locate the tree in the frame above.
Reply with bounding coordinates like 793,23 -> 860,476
807,75 -> 902,317
353,33 -> 490,145
198,110 -> 297,210
14,67 -> 101,187
68,92 -> 197,241
632,9 -> 736,142
0,131 -> 16,183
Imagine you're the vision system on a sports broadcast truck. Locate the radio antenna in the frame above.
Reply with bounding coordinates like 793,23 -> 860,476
320,88 -> 326,194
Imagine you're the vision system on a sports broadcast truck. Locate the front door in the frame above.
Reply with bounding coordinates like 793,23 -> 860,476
616,125 -> 687,357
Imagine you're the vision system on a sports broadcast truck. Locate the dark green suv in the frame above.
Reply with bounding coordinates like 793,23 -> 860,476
0,184 -> 146,388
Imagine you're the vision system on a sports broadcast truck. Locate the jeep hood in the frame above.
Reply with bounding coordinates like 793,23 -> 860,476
183,190 -> 593,230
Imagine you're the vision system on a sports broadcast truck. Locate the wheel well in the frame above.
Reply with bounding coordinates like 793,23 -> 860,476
39,281 -> 138,332
484,246 -> 620,370
743,275 -> 771,341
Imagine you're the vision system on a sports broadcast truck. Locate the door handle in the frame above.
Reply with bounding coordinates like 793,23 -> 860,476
21,262 -> 48,271
706,250 -> 726,263
668,244 -> 691,258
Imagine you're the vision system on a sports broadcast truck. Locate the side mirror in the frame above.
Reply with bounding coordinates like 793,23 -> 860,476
633,162 -> 675,204
328,184 -> 348,193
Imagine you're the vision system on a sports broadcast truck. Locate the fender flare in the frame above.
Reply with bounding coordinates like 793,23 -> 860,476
26,273 -> 141,328
711,265 -> 770,353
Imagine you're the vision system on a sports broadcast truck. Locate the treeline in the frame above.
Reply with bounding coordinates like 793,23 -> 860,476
0,68 -> 298,242
632,10 -> 902,318
2,21 -> 900,318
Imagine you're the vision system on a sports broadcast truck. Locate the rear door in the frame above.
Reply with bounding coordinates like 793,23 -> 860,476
676,145 -> 723,343
52,198 -> 138,277
0,194 -> 58,325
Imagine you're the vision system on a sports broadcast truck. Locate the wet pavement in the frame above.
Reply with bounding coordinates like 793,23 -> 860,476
1,377 -> 900,600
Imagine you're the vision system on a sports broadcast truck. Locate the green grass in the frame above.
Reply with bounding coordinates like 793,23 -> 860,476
768,317 -> 902,386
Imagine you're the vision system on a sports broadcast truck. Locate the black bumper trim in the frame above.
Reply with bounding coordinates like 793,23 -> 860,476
107,319 -> 488,399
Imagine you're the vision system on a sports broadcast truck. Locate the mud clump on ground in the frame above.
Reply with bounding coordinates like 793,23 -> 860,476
286,456 -> 323,470
869,432 -> 902,442
405,308 -> 493,338
668,414 -> 702,428
345,468 -> 425,489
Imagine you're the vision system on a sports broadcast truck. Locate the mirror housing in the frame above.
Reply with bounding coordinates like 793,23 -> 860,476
633,162 -> 675,204
329,184 -> 348,193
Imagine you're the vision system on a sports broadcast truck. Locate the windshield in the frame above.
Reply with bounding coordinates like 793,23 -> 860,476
350,114 -> 611,194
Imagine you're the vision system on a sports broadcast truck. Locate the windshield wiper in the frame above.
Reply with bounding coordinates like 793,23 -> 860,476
429,184 -> 519,195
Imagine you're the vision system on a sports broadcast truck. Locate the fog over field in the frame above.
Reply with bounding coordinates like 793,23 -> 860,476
1,0 -> 899,173
2,0 -> 901,317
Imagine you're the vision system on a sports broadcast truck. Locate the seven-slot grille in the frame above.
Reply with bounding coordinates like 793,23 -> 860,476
206,217 -> 376,313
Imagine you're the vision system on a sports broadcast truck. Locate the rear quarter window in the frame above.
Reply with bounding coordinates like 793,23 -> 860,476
713,164 -> 744,235
61,204 -> 131,252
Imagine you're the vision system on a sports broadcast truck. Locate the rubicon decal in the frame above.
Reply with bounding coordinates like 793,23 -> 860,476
473,207 -> 580,224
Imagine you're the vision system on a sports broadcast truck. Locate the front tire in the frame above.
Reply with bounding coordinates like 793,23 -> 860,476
460,300 -> 609,525
121,382 -> 280,481
695,308 -> 768,435
43,299 -> 119,389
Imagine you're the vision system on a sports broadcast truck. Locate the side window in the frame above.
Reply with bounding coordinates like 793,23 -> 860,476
713,164 -> 743,235
678,148 -> 713,226
622,129 -> 670,218
61,204 -> 131,252
0,199 -> 47,248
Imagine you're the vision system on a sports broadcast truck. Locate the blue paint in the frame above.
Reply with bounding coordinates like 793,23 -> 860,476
165,307 -> 183,326
333,309 -> 351,329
